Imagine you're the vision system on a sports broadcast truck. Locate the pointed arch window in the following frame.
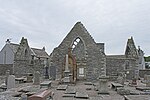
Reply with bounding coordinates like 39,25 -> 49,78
71,37 -> 81,50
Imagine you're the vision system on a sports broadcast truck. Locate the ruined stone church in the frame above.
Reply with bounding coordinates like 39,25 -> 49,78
50,22 -> 145,81
50,22 -> 106,81
0,22 -> 145,81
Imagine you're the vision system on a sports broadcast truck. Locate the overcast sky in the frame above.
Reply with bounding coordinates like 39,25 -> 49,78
0,0 -> 150,56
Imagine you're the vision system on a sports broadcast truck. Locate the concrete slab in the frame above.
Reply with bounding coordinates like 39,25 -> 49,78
65,87 -> 76,94
84,82 -> 93,85
76,92 -> 89,99
136,87 -> 150,91
111,82 -> 124,91
57,85 -> 68,90
62,94 -> 75,97
124,95 -> 150,100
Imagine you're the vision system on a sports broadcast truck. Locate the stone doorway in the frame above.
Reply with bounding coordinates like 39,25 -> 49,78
71,37 -> 87,80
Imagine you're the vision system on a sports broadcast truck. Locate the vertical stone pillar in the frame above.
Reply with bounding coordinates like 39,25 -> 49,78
65,54 -> 69,72
98,68 -> 109,94
5,70 -> 10,86
63,54 -> 70,83
64,54 -> 70,77
98,76 -> 109,94
45,58 -> 49,79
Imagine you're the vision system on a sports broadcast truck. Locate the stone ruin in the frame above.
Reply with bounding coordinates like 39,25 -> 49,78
50,22 -> 106,81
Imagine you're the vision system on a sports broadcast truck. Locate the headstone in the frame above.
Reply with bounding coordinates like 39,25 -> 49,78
21,93 -> 27,100
62,54 -> 70,83
98,68 -> 109,94
7,75 -> 15,89
145,75 -> 150,87
65,54 -> 69,72
131,78 -> 137,86
98,76 -> 109,94
64,54 -> 70,77
44,58 -> 49,79
5,70 -> 10,86
26,73 -> 33,82
117,72 -> 125,85
33,71 -> 40,85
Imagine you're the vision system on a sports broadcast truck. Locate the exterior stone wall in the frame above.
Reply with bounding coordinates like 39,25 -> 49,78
0,64 -> 13,75
14,37 -> 47,76
14,59 -> 45,77
106,57 -> 137,80
106,58 -> 126,76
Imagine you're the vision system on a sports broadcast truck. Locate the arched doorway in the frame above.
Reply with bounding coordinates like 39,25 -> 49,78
71,37 -> 87,80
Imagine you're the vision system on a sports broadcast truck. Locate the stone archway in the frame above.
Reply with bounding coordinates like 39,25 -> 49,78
71,37 -> 87,80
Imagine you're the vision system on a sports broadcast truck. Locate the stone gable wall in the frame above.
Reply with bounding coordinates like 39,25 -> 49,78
50,22 -> 106,81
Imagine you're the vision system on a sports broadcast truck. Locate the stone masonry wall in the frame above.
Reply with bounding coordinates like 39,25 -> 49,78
106,57 -> 137,80
0,64 -> 13,75
50,22 -> 106,81
106,58 -> 126,76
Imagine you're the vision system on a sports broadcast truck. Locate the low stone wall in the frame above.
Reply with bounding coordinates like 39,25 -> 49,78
0,64 -> 13,75
139,69 -> 150,78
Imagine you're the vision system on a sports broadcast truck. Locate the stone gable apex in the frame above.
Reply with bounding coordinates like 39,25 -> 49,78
59,22 -> 96,49
14,37 -> 31,60
125,36 -> 138,58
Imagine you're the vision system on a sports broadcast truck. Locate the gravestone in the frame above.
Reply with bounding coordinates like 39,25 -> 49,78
5,70 -> 10,86
62,54 -> 70,83
117,72 -> 125,85
44,58 -> 49,79
26,73 -> 33,82
7,75 -> 15,89
98,76 -> 109,94
131,78 -> 137,86
145,75 -> 150,87
33,71 -> 40,85
21,93 -> 27,100
98,68 -> 109,94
